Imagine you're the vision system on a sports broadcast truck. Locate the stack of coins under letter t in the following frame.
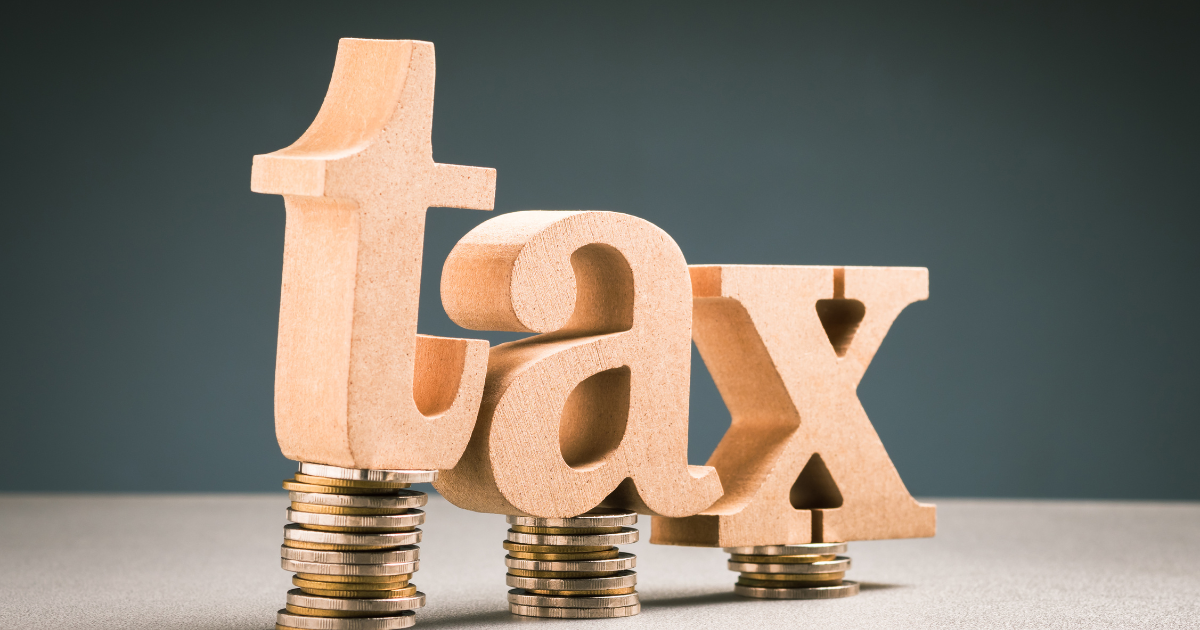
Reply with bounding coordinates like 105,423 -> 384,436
504,509 -> 641,618
726,542 -> 859,600
276,463 -> 433,630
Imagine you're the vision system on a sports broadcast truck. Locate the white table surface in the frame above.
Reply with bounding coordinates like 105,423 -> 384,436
2,494 -> 1197,629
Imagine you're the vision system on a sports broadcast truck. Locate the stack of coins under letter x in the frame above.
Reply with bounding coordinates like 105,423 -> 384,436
276,463 -> 434,630
725,542 -> 858,600
504,509 -> 641,618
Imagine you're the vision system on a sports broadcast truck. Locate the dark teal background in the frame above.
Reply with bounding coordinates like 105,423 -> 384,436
2,1 -> 1196,497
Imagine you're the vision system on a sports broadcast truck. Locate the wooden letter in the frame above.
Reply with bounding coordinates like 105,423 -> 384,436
250,39 -> 495,470
434,211 -> 723,517
652,265 -> 935,546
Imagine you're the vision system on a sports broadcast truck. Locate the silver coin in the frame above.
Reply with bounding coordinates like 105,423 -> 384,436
288,508 -> 425,529
284,524 -> 422,547
506,509 -> 637,529
286,589 -> 425,612
506,527 -> 638,547
299,463 -> 437,484
281,545 -> 419,565
289,490 -> 427,509
276,610 -> 415,629
723,542 -> 847,555
281,558 -> 418,576
728,557 -> 850,574
509,604 -> 640,618
506,570 -> 637,591
504,552 -> 635,573
733,580 -> 859,600
507,588 -> 639,608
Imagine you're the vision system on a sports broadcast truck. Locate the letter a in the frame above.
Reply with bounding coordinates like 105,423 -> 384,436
435,211 -> 723,517
653,265 -> 935,546
250,39 -> 495,470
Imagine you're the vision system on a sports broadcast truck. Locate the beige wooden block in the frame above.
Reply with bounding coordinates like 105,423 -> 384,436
434,211 -> 723,518
250,39 -> 496,470
652,265 -> 935,546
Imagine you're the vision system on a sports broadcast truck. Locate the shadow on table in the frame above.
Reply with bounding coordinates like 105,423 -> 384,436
858,581 -> 906,592
417,609 -> 520,628
640,581 -> 906,609
640,590 -> 742,608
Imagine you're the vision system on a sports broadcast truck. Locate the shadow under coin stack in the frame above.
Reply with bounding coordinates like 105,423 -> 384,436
725,542 -> 859,600
276,463 -> 434,630
504,509 -> 641,619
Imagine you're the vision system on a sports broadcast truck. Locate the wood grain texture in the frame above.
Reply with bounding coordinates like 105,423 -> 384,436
652,265 -> 935,546
434,211 -> 723,518
250,39 -> 495,470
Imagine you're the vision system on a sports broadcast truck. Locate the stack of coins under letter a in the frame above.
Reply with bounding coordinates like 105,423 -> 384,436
504,509 -> 641,619
725,542 -> 858,600
276,462 -> 433,630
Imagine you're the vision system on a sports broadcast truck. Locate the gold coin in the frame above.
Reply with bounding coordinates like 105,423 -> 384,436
284,540 -> 400,552
510,525 -> 621,535
290,502 -> 412,516
738,577 -> 843,588
302,524 -> 417,533
731,554 -> 836,564
740,571 -> 846,582
502,541 -> 613,554
295,573 -> 412,584
297,585 -> 418,599
285,604 -> 386,618
281,480 -> 400,495
507,549 -> 620,561
527,587 -> 636,596
293,576 -> 410,589
294,473 -> 411,489
506,568 -> 615,578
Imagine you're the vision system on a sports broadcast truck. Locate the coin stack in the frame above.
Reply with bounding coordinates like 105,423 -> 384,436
725,542 -> 859,600
276,462 -> 435,630
504,509 -> 641,619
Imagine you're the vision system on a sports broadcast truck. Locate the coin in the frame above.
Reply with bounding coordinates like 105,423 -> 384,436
294,574 -> 412,584
295,474 -> 412,490
299,588 -> 418,599
502,541 -> 613,554
509,604 -> 640,618
504,552 -> 635,573
507,509 -> 637,529
288,508 -> 425,530
737,574 -> 845,586
506,569 -> 614,578
290,491 -> 427,509
286,605 -> 392,618
285,540 -> 398,552
733,581 -> 860,600
730,553 -> 837,564
508,588 -> 639,608
526,587 -> 636,596
282,558 -> 418,576
284,524 -> 421,548
287,589 -> 425,613
505,527 -> 638,547
728,557 -> 850,574
723,542 -> 847,555
281,545 -> 419,565
739,571 -> 846,582
291,503 -> 414,516
276,609 -> 415,629
299,463 -> 437,484
509,525 -> 623,535
506,549 -> 620,561
506,570 -> 636,591
294,576 -> 409,589
283,480 -> 403,495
